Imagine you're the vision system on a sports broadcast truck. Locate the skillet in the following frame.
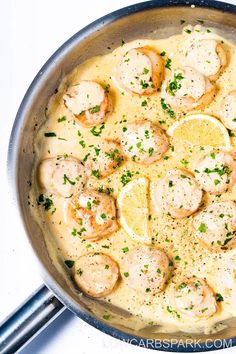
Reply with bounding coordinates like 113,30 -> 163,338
1,0 -> 236,352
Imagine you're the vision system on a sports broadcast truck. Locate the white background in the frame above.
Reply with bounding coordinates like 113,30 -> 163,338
1,0 -> 236,353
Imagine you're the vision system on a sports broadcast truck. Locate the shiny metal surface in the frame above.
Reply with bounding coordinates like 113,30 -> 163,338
6,0 -> 236,351
0,286 -> 65,354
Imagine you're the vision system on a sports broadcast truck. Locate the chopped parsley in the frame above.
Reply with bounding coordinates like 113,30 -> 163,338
64,260 -> 74,268
76,268 -> 83,276
216,293 -> 224,302
44,132 -> 56,137
180,158 -> 189,167
165,58 -> 172,70
71,228 -> 78,236
90,123 -> 105,137
198,223 -> 206,233
148,147 -> 154,156
203,165 -> 230,177
141,100 -> 148,107
92,169 -> 100,179
160,98 -> 175,118
90,105 -> 100,113
123,272 -> 129,277
121,170 -> 133,186
86,201 -> 92,210
166,305 -> 180,318
166,73 -> 184,96
178,282 -> 187,290
122,247 -> 129,253
79,140 -> 86,148
37,194 -> 54,211
210,152 -> 216,159
184,29 -> 192,34
140,80 -> 149,89
97,186 -> 114,195
63,174 -> 75,185
57,116 -> 66,123
103,314 -> 110,320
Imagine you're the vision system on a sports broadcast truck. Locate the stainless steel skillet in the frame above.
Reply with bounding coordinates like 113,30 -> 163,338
1,0 -> 236,352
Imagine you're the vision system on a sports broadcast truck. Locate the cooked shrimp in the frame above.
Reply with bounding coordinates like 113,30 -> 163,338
185,39 -> 227,81
85,139 -> 124,178
193,201 -> 236,250
172,278 -> 217,318
121,120 -> 169,164
74,253 -> 119,297
218,90 -> 236,130
116,47 -> 164,95
63,80 -> 110,127
153,169 -> 203,218
161,67 -> 216,112
69,190 -> 118,240
194,151 -> 236,194
120,247 -> 171,295
38,156 -> 87,197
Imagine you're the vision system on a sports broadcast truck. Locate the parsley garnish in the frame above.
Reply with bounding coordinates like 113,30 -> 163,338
216,293 -> 224,302
44,132 -> 56,137
90,105 -> 100,113
64,260 -> 74,268
198,223 -> 206,233
76,268 -> 83,276
37,194 -> 54,211
90,123 -> 105,137
166,73 -> 184,96
160,98 -> 175,118
57,116 -> 66,123
121,170 -> 133,186
63,174 -> 75,185
165,58 -> 172,70
92,169 -> 100,179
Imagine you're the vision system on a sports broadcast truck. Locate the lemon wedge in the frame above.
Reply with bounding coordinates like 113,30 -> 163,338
118,177 -> 151,244
167,114 -> 231,150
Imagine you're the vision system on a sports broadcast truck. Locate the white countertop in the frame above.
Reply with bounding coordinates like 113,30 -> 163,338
1,0 -> 236,353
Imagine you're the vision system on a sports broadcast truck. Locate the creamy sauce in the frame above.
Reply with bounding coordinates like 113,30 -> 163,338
30,26 -> 236,334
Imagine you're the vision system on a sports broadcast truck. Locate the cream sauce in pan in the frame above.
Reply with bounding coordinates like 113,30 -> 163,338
30,25 -> 236,334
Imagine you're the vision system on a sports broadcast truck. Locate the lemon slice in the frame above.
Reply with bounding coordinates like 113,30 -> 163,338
167,114 -> 231,150
118,177 -> 151,244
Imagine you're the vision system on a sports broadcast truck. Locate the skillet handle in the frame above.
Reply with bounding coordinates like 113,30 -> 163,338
0,284 -> 65,354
